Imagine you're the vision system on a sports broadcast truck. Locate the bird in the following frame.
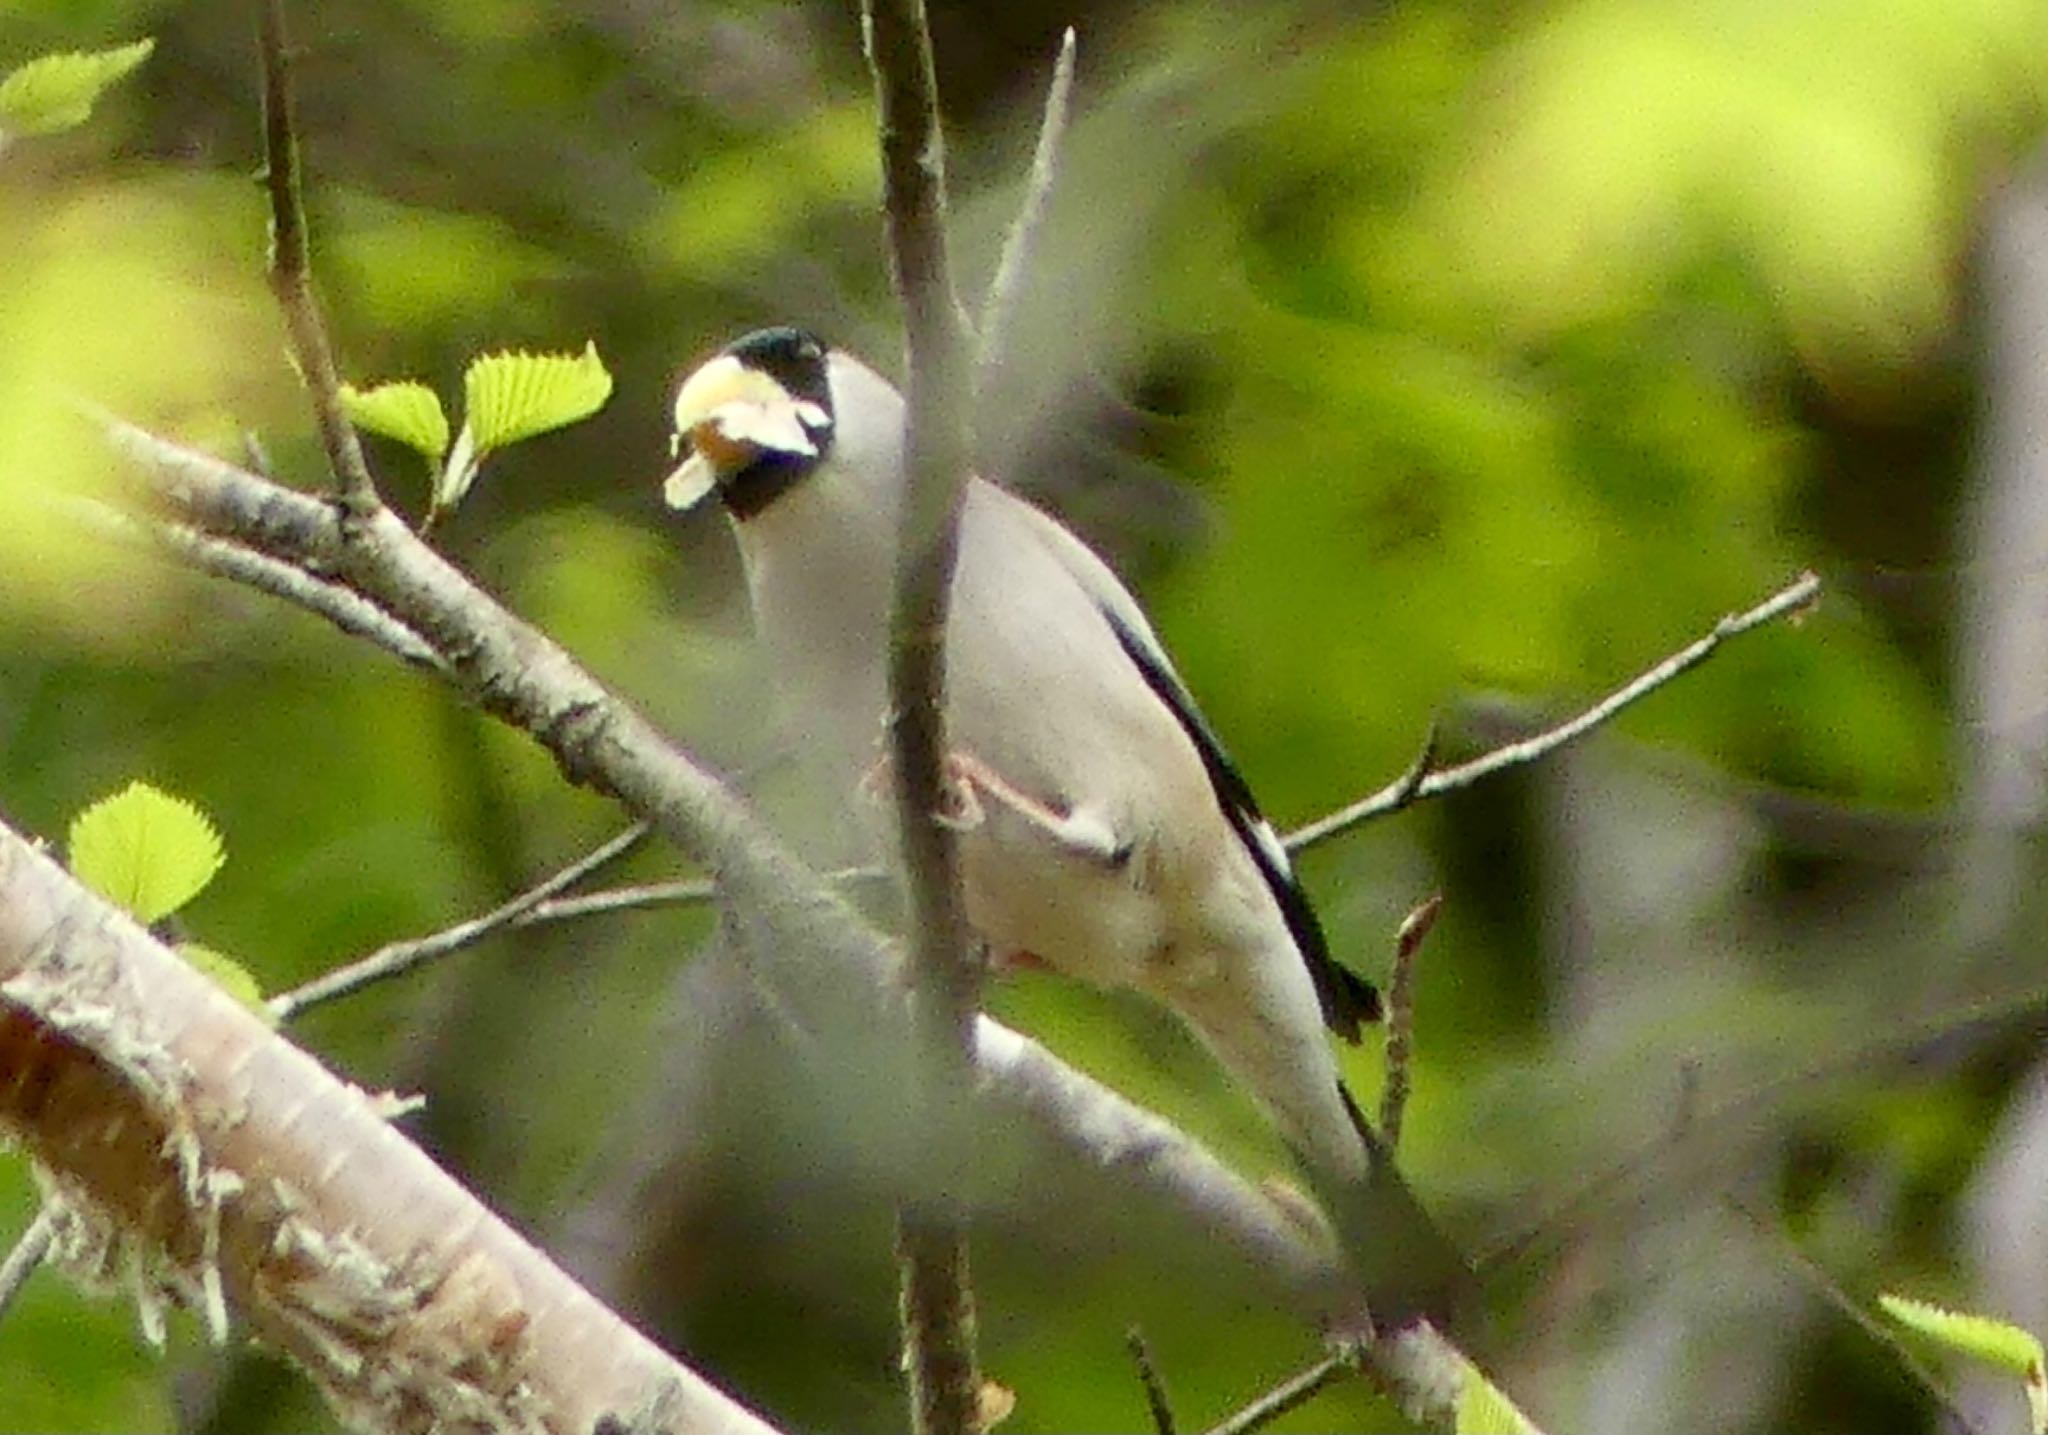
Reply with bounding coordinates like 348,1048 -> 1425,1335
663,325 -> 1469,1327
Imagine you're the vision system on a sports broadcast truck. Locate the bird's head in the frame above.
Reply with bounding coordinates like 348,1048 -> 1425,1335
665,326 -> 838,518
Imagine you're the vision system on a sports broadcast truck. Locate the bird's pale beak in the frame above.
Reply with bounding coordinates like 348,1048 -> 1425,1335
664,354 -> 828,512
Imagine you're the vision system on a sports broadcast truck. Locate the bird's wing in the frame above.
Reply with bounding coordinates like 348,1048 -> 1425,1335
984,481 -> 1382,1041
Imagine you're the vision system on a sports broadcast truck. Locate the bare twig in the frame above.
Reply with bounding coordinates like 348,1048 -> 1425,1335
258,0 -> 379,513
0,1205 -> 56,1323
1380,893 -> 1442,1151
1285,571 -> 1822,853
1126,1327 -> 1178,1435
69,499 -> 443,672
519,865 -> 886,927
977,27 -> 1077,387
863,0 -> 984,1428
269,823 -> 650,1020
521,876 -> 717,924
1726,1199 -> 1984,1435
1200,1351 -> 1352,1435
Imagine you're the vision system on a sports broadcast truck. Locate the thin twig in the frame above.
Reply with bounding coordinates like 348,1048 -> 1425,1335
269,823 -> 650,1020
520,877 -> 717,925
0,1205 -> 56,1323
977,27 -> 1076,388
1285,571 -> 1822,853
258,0 -> 379,513
1126,1327 -> 1178,1435
68,499 -> 443,672
1200,1352 -> 1352,1435
1380,893 -> 1442,1151
518,865 -> 887,927
1726,1199 -> 1985,1435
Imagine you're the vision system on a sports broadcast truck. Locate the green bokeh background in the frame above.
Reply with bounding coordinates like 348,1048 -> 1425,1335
2,0 -> 2045,1430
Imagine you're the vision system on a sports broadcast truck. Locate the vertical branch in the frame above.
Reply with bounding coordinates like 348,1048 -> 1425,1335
861,1 -> 982,1431
863,0 -> 979,1052
1380,893 -> 1442,1150
257,0 -> 379,513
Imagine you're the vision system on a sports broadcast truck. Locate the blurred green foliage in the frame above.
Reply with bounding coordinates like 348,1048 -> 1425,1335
1,0 -> 2044,1431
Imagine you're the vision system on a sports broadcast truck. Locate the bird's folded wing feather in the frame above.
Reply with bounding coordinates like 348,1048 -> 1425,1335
977,480 -> 1381,1039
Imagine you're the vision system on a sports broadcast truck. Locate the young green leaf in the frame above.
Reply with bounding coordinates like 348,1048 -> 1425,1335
463,341 -> 613,455
177,944 -> 275,1026
340,379 -> 451,465
68,780 -> 225,924
1457,1362 -> 1540,1435
1881,1293 -> 2047,1433
0,38 -> 154,139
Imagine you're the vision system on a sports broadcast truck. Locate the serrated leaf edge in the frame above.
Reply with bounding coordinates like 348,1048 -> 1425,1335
340,379 -> 452,464
461,340 -> 613,455
0,38 -> 154,138
67,780 -> 225,924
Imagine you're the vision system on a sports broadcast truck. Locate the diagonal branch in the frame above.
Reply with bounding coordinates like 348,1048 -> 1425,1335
67,499 -> 443,673
269,824 -> 650,1020
1200,1352 -> 1352,1435
1285,571 -> 1821,853
1126,1327 -> 1179,1435
257,0 -> 379,513
0,818 -> 779,1435
0,1206 -> 56,1324
1726,1199 -> 1984,1435
977,27 -> 1077,389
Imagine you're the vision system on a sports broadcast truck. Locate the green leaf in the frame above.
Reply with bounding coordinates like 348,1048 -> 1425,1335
1457,1362 -> 1539,1435
67,781 -> 225,924
463,341 -> 613,455
1881,1293 -> 2047,1434
340,380 -> 451,465
1881,1294 -> 2043,1375
176,944 -> 274,1026
0,39 -> 154,139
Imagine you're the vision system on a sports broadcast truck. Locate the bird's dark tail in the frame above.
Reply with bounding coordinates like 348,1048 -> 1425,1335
1313,1081 -> 1475,1332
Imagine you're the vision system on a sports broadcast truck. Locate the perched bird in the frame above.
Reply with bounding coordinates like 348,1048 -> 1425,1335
665,325 -> 1468,1326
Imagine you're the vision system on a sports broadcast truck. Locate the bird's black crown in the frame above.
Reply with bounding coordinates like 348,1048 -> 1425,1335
725,326 -> 833,425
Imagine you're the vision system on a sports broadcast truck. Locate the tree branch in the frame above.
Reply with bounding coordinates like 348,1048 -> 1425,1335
1125,1327 -> 1178,1435
0,1206 -> 55,1323
1379,894 -> 1442,1151
977,28 -> 1077,389
257,0 -> 379,513
1200,1352 -> 1351,1435
269,823 -> 650,1020
0,819 -> 779,1435
1725,1199 -> 1984,1435
863,0 -> 983,1427
67,498 -> 443,673
1285,571 -> 1822,853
